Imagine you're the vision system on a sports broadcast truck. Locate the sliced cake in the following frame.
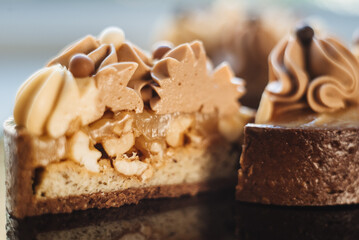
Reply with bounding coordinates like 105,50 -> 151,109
4,27 -> 253,218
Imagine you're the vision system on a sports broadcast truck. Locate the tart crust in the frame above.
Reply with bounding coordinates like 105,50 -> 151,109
236,123 -> 359,206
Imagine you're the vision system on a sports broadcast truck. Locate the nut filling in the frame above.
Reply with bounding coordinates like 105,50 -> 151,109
29,108 -> 249,187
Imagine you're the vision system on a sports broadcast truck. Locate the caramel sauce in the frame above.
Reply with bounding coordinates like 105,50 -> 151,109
266,106 -> 359,128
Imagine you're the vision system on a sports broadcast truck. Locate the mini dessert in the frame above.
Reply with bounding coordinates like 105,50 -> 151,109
4,27 -> 253,218
236,24 -> 359,206
157,0 -> 294,108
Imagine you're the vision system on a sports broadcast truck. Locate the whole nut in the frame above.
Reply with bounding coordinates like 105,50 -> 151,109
103,132 -> 135,157
295,23 -> 314,46
113,159 -> 148,176
166,116 -> 193,147
99,26 -> 125,49
68,131 -> 101,172
69,53 -> 95,78
152,42 -> 173,60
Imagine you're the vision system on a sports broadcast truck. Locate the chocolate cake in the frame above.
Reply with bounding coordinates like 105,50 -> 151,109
5,27 -> 254,219
236,24 -> 359,206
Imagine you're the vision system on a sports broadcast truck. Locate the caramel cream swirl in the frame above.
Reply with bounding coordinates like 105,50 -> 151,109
13,27 -> 246,138
256,26 -> 359,123
307,37 -> 359,112
14,65 -> 103,138
14,27 -> 145,137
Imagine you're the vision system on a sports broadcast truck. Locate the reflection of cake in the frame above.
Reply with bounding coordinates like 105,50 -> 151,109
157,0 -> 294,108
236,25 -> 359,206
8,193 -> 234,239
236,202 -> 359,239
5,27 -> 254,218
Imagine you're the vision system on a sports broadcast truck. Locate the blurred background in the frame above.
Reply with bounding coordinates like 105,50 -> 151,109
1,0 -> 359,125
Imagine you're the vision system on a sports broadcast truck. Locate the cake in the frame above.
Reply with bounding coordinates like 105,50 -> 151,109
236,24 -> 359,206
4,27 -> 254,219
157,0 -> 294,108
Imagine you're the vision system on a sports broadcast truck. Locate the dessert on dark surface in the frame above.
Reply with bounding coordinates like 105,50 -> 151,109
4,26 -> 254,219
236,24 -> 359,206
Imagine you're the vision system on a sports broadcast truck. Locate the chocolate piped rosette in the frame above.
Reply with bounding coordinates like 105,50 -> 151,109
5,27 -> 254,218
236,24 -> 359,206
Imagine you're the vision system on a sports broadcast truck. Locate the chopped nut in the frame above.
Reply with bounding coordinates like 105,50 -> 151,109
186,131 -> 202,145
103,132 -> 135,157
113,116 -> 133,136
219,107 -> 255,142
68,131 -> 101,172
150,141 -> 164,155
141,167 -> 154,181
166,116 -> 193,147
113,158 -> 149,176
32,135 -> 66,166
218,115 -> 241,142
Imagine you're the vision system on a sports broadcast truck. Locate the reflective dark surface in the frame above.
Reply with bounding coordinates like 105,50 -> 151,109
6,190 -> 359,240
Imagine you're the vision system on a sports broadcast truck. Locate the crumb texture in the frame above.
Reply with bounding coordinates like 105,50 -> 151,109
237,124 -> 359,206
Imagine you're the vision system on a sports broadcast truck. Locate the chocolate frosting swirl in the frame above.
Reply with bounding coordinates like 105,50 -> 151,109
256,26 -> 359,123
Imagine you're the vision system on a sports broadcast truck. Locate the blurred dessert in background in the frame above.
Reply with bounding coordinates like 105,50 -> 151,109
353,28 -> 359,59
156,0 -> 295,108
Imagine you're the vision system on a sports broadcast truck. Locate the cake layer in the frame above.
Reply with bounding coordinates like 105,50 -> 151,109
4,119 -> 238,218
236,123 -> 359,206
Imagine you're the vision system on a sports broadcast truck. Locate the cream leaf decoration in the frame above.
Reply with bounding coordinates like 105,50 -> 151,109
96,63 -> 144,113
150,41 -> 244,115
117,42 -> 152,80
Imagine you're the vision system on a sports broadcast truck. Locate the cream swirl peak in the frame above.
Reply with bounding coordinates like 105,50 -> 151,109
256,24 -> 359,123
13,27 -> 245,137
